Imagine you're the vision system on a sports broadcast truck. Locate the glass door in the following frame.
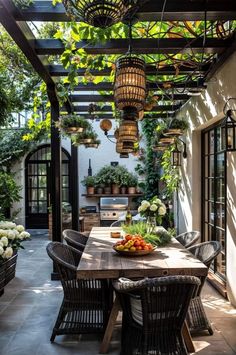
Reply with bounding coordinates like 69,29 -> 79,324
25,145 -> 70,228
202,126 -> 226,280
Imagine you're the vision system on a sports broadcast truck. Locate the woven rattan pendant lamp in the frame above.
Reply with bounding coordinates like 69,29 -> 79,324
63,0 -> 140,28
114,23 -> 146,112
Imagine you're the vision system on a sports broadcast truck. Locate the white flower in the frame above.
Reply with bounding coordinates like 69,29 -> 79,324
16,225 -> 25,233
141,201 -> 150,210
150,204 -> 158,212
138,206 -> 142,213
14,230 -> 19,237
0,246 -> 4,256
0,221 -> 16,229
3,247 -> 13,259
0,241 -> 3,248
19,231 -> 30,240
1,236 -> 8,247
152,197 -> 161,205
7,230 -> 16,240
159,206 -> 166,216
0,229 -> 7,237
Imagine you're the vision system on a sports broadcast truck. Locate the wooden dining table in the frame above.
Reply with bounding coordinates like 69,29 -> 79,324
77,227 -> 208,354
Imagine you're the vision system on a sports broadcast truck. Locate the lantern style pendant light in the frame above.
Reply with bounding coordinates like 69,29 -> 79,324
100,119 -> 112,135
220,109 -> 236,151
63,0 -> 132,28
114,22 -> 146,112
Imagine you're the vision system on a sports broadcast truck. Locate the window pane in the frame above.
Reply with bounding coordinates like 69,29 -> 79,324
38,201 -> 47,213
62,176 -> 69,187
29,202 -> 38,214
216,179 -> 225,203
210,131 -> 214,153
38,189 -> 47,200
216,153 -> 224,177
62,188 -> 69,202
62,163 -> 68,175
38,164 -> 47,175
38,176 -> 47,188
28,176 -> 37,188
209,156 -> 214,177
28,189 -> 37,201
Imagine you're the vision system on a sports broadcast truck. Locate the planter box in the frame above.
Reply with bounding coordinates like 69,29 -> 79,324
0,253 -> 18,296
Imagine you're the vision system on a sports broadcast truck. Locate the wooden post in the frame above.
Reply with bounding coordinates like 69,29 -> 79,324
71,143 -> 79,231
47,84 -> 61,280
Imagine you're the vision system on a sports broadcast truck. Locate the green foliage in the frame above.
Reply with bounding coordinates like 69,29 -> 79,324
139,119 -> 160,199
122,222 -> 172,247
160,146 -> 181,198
57,115 -> 90,129
169,117 -> 189,131
81,176 -> 96,187
0,171 -> 21,216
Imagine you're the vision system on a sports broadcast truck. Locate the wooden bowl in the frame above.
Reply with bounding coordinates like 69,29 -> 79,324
113,246 -> 155,257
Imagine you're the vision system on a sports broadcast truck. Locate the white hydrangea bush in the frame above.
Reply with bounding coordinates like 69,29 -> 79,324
0,221 -> 30,262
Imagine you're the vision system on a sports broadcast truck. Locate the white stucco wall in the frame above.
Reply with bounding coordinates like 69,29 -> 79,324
176,51 -> 236,306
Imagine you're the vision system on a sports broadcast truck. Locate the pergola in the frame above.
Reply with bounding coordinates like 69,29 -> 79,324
0,0 -> 236,277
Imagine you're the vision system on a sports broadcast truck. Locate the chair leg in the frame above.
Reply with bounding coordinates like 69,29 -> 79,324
187,296 -> 213,335
50,332 -> 56,342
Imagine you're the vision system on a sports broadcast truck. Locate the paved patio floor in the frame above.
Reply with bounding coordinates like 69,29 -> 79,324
0,230 -> 235,355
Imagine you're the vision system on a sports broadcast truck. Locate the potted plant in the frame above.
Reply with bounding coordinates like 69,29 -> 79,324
81,176 -> 96,195
85,139 -> 101,149
165,118 -> 189,137
116,165 -> 130,194
0,221 -> 30,296
72,130 -> 98,146
111,166 -> 120,194
56,115 -> 90,135
127,173 -> 138,194
96,166 -> 115,194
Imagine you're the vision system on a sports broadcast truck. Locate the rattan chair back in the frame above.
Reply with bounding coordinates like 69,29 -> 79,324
188,241 -> 221,268
46,242 -> 112,341
175,230 -> 200,248
63,229 -> 88,251
113,275 -> 200,355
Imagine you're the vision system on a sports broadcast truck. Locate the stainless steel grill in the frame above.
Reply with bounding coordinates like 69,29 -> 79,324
100,197 -> 128,225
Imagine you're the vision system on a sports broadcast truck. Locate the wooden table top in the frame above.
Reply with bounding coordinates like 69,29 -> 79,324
77,227 -> 208,279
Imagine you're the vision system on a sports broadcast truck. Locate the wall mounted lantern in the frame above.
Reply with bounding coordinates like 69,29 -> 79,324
100,119 -> 112,135
220,109 -> 236,151
171,138 -> 187,166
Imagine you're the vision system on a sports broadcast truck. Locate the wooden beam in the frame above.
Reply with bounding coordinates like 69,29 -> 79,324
59,112 -> 175,119
72,81 -> 206,91
205,35 -> 236,81
0,0 -> 54,85
18,1 -> 236,22
71,104 -> 180,112
48,64 -> 209,77
35,38 -> 228,55
70,94 -> 189,102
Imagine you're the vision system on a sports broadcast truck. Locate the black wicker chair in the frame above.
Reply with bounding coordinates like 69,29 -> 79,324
187,241 -> 222,335
63,229 -> 88,252
175,230 -> 200,248
113,275 -> 200,355
46,242 -> 112,342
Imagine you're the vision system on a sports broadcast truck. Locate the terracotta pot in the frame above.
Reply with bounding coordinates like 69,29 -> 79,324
120,186 -> 127,194
96,187 -> 103,194
128,187 -> 136,194
112,184 -> 120,194
87,186 -> 95,195
104,186 -> 111,194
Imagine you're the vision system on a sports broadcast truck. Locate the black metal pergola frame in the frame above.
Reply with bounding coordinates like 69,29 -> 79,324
0,0 -> 236,278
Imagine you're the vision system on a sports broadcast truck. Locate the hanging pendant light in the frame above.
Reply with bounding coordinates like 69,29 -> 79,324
62,0 -> 140,28
220,109 -> 236,151
114,55 -> 146,111
114,21 -> 146,112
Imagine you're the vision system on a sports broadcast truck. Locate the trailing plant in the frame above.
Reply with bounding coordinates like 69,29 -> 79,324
57,115 -> 90,130
168,117 -> 189,131
160,146 -> 181,198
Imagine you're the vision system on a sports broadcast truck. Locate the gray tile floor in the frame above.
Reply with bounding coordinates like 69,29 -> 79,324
0,230 -> 235,355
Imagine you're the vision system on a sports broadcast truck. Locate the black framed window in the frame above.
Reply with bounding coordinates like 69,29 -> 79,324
202,126 -> 226,280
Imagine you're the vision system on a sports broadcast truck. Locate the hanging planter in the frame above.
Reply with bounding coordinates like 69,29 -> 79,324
164,118 -> 189,137
56,115 -> 90,135
114,55 -> 146,112
62,0 -> 138,28
84,140 -> 101,148
72,131 -> 98,146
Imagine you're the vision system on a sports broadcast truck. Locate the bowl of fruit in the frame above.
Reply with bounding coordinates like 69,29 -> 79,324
113,234 -> 155,256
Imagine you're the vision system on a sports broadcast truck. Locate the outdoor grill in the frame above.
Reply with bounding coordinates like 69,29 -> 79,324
100,197 -> 128,226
